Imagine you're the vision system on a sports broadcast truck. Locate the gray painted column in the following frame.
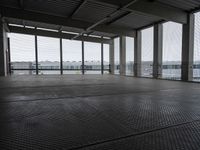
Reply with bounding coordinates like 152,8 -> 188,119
60,38 -> 63,75
120,36 -> 126,76
109,39 -> 114,74
82,41 -> 85,75
134,30 -> 142,77
35,35 -> 39,75
8,38 -> 11,75
181,14 -> 195,81
101,40 -> 104,75
153,23 -> 163,78
0,19 -> 8,76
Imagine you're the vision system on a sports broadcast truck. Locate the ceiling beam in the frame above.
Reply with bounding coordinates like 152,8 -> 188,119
18,0 -> 24,9
89,0 -> 188,24
95,25 -> 135,37
71,0 -> 138,40
9,26 -> 111,44
0,6 -> 135,37
127,0 -> 187,24
70,0 -> 87,17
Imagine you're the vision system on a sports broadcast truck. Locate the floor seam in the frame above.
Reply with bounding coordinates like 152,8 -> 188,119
0,83 -> 116,90
69,119 -> 200,150
0,88 -> 181,104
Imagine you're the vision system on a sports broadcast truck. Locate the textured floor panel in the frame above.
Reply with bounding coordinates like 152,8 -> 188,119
0,98 -> 128,149
82,121 -> 200,150
0,83 -> 155,102
0,75 -> 200,149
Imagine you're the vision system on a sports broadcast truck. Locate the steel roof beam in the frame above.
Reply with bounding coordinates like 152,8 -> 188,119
89,0 -> 188,24
128,0 -> 187,24
71,0 -> 138,40
0,6 -> 135,37
18,0 -> 24,9
9,26 -> 111,44
70,0 -> 88,17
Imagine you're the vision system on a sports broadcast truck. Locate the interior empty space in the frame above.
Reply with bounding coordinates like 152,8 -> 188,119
1,0 -> 200,149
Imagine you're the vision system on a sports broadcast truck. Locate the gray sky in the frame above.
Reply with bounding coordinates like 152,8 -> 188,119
194,12 -> 200,61
141,26 -> 154,61
113,21 -> 183,62
8,33 -> 109,62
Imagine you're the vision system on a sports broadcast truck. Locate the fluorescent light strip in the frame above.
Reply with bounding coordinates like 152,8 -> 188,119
37,27 -> 58,32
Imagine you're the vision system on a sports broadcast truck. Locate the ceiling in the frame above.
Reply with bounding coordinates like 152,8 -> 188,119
0,0 -> 199,38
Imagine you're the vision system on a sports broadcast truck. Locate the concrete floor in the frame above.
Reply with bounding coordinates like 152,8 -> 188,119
0,75 -> 200,150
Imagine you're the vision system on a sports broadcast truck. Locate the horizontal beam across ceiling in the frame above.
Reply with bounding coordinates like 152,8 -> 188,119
128,0 -> 188,24
0,6 -> 135,37
9,26 -> 111,44
89,0 -> 188,24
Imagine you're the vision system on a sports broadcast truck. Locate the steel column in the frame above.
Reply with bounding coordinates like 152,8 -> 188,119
181,14 -> 195,81
153,23 -> 163,78
101,40 -> 104,75
120,36 -> 126,76
109,40 -> 114,74
0,20 -> 8,76
60,38 -> 63,75
35,35 -> 38,75
82,41 -> 85,75
134,30 -> 142,77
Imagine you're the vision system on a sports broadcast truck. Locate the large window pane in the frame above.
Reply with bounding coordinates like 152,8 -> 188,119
141,27 -> 154,77
84,42 -> 101,74
103,44 -> 110,74
114,37 -> 120,74
38,36 -> 60,75
126,37 -> 134,76
193,12 -> 200,81
8,33 -> 36,75
162,22 -> 182,80
62,39 -> 82,74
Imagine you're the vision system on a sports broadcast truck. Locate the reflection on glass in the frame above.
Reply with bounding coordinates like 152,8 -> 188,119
162,22 -> 182,80
126,37 -> 134,76
114,38 -> 120,74
84,42 -> 101,74
62,39 -> 82,74
193,12 -> 200,81
38,36 -> 60,75
8,33 -> 36,75
141,27 -> 154,77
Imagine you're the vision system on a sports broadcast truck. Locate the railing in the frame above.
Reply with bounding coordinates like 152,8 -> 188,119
11,65 -> 111,75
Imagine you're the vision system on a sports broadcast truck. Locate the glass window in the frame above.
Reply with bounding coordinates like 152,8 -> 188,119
103,44 -> 110,74
193,12 -> 200,82
8,33 -> 36,75
162,22 -> 182,80
62,39 -> 82,74
126,37 -> 134,76
84,42 -> 101,74
37,36 -> 60,75
141,27 -> 154,77
114,37 -> 120,74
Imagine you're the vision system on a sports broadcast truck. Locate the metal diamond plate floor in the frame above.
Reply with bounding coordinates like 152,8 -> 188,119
0,75 -> 200,150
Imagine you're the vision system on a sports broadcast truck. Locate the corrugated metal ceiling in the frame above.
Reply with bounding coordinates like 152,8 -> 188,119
1,0 -> 200,37
72,1 -> 118,23
0,0 -> 19,8
5,18 -> 115,38
157,0 -> 200,11
24,0 -> 82,17
112,12 -> 162,29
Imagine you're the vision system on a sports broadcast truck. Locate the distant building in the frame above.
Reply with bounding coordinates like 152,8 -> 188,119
11,61 -> 200,80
